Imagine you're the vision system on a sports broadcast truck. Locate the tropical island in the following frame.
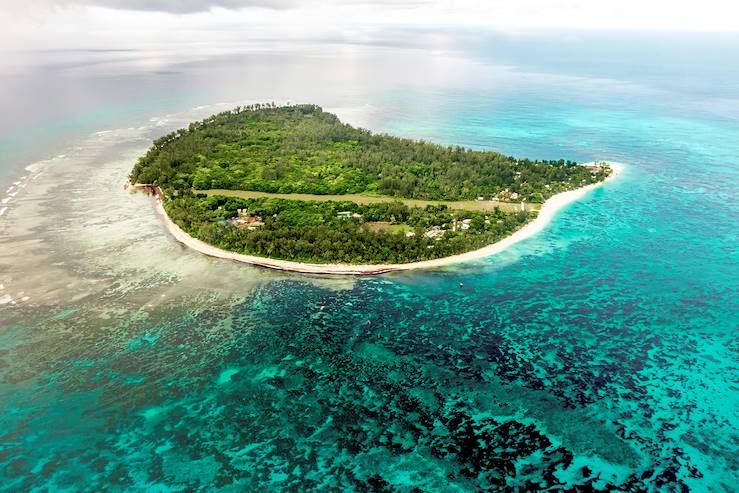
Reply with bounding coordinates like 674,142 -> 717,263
130,104 -> 615,274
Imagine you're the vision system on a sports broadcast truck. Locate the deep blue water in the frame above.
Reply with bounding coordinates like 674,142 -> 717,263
0,33 -> 737,491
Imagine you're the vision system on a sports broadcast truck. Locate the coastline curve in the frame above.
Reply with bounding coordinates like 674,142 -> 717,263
145,162 -> 623,275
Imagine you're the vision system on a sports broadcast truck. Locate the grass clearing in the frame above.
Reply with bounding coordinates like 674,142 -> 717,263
364,222 -> 413,234
200,189 -> 538,212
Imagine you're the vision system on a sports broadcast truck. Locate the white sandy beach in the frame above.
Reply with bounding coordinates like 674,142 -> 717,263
149,162 -> 622,275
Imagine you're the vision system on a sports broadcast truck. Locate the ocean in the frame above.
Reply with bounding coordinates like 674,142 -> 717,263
0,33 -> 737,491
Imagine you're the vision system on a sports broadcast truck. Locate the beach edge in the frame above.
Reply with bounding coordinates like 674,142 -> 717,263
144,162 -> 623,275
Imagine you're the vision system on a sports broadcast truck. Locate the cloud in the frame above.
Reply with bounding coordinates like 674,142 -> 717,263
2,0 -> 738,54
16,0 -> 298,14
13,0 -> 436,14
110,0 -> 292,12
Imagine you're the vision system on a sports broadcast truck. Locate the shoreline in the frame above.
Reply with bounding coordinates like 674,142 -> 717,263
146,162 -> 622,275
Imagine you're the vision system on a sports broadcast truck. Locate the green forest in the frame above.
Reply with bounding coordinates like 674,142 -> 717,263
131,104 -> 611,264
165,195 -> 531,264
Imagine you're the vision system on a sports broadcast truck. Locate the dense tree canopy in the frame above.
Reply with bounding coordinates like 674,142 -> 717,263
165,195 -> 531,264
130,104 -> 608,202
131,104 -> 611,264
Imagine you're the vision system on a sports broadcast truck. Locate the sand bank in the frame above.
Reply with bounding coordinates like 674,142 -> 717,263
147,163 -> 622,275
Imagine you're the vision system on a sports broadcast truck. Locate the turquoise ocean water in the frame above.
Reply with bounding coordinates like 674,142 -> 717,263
0,34 -> 737,491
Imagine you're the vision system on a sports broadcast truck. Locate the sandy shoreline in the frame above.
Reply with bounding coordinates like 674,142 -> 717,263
147,162 -> 622,275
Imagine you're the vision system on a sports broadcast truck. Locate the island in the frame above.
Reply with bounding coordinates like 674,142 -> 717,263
130,104 -> 616,274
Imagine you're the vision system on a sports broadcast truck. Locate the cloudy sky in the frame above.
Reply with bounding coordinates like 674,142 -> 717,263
3,0 -> 739,51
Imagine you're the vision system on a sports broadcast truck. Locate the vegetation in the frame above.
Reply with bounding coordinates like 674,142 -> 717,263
131,104 -> 611,264
130,104 -> 609,201
164,194 -> 531,264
